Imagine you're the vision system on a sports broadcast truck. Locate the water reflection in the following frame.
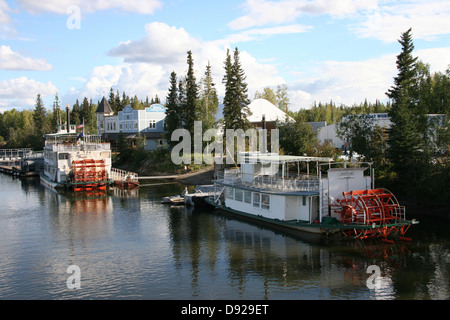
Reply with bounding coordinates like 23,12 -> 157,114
0,174 -> 448,299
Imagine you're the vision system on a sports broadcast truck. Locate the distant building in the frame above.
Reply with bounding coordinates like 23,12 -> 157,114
316,113 -> 446,152
216,98 -> 294,128
95,97 -> 167,151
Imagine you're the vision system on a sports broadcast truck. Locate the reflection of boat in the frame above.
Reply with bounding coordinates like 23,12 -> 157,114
40,106 -> 113,192
207,152 -> 419,242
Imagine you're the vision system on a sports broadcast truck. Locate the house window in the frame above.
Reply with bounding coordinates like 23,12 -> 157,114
120,123 -> 123,130
149,120 -> 156,129
134,122 -> 138,130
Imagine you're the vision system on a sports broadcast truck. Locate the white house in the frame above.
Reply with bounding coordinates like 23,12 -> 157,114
96,97 -> 167,151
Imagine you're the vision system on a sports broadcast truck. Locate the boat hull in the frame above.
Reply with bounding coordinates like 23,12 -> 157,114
205,197 -> 418,240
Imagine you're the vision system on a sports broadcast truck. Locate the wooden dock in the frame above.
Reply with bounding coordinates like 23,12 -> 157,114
138,175 -> 179,180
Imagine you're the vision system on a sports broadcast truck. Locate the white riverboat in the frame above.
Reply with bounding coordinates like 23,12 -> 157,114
207,152 -> 418,241
40,107 -> 113,192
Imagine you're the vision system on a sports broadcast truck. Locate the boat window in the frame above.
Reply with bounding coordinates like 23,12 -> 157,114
261,194 -> 270,210
58,153 -> 69,160
226,187 -> 234,199
253,192 -> 260,208
235,189 -> 243,202
244,190 -> 252,203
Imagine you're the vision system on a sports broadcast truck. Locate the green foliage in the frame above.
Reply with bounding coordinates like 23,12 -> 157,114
223,48 -> 251,132
278,120 -> 317,156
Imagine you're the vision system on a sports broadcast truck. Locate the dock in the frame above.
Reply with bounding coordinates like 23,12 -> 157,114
138,175 -> 179,180
0,148 -> 44,177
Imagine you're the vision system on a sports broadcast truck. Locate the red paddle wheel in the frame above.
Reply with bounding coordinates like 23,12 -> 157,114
71,159 -> 108,192
337,188 -> 411,242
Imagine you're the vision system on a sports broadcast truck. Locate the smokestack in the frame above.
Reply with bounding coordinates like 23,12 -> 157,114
66,104 -> 70,133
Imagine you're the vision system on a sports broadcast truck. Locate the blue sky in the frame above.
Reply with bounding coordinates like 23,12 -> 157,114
1,0 -> 449,113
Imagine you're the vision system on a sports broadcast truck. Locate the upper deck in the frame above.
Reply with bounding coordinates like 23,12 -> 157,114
44,133 -> 110,153
215,153 -> 333,195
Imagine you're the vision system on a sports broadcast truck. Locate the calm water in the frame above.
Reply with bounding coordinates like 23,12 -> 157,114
0,173 -> 448,300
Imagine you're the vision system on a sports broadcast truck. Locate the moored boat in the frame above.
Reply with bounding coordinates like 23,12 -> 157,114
206,152 -> 419,242
40,106 -> 113,192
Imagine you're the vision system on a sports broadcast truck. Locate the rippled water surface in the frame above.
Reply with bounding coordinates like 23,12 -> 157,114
0,174 -> 448,300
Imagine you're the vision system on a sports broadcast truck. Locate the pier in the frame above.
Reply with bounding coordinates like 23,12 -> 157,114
0,148 -> 44,176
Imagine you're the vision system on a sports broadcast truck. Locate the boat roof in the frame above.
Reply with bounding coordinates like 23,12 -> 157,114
240,153 -> 333,164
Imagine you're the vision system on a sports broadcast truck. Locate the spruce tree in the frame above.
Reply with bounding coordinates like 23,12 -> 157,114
199,61 -> 219,131
164,71 -> 180,148
386,28 -> 429,197
223,47 -> 251,131
51,94 -> 61,131
185,50 -> 198,137
222,48 -> 235,130
32,93 -> 50,149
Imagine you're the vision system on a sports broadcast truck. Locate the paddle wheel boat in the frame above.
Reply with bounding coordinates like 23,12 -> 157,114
40,107 -> 113,192
207,152 -> 418,242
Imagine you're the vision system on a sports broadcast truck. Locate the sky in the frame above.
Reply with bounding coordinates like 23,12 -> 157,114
0,0 -> 449,113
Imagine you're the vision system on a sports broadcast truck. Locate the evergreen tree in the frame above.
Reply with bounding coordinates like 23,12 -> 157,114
199,61 -> 219,131
164,71 -> 181,148
71,99 -> 81,125
223,47 -> 251,131
32,94 -> 50,149
109,88 -> 118,114
386,28 -> 430,197
184,50 -> 198,137
51,94 -> 61,131
178,78 -> 187,127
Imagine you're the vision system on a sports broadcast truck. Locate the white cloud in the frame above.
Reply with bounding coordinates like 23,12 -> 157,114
416,47 -> 450,72
0,77 -> 58,109
62,63 -> 168,106
352,0 -> 450,42
108,22 -> 201,65
228,0 -> 378,30
0,0 -> 17,37
0,45 -> 52,70
16,0 -> 162,14
287,54 -> 397,110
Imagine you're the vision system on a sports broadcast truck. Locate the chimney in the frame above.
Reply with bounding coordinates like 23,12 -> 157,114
66,105 -> 71,133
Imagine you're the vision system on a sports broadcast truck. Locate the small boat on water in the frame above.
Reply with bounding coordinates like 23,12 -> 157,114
206,152 -> 419,242
161,195 -> 185,204
162,187 -> 187,204
40,106 -> 113,192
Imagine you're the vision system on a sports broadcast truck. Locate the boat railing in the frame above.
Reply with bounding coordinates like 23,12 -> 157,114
217,170 -> 320,192
110,167 -> 139,183
46,143 -> 111,152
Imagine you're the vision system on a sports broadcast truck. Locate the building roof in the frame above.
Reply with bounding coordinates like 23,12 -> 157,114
96,97 -> 114,114
216,99 -> 295,123
247,99 -> 294,123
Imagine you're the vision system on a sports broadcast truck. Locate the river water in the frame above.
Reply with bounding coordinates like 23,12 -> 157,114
0,173 -> 448,300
